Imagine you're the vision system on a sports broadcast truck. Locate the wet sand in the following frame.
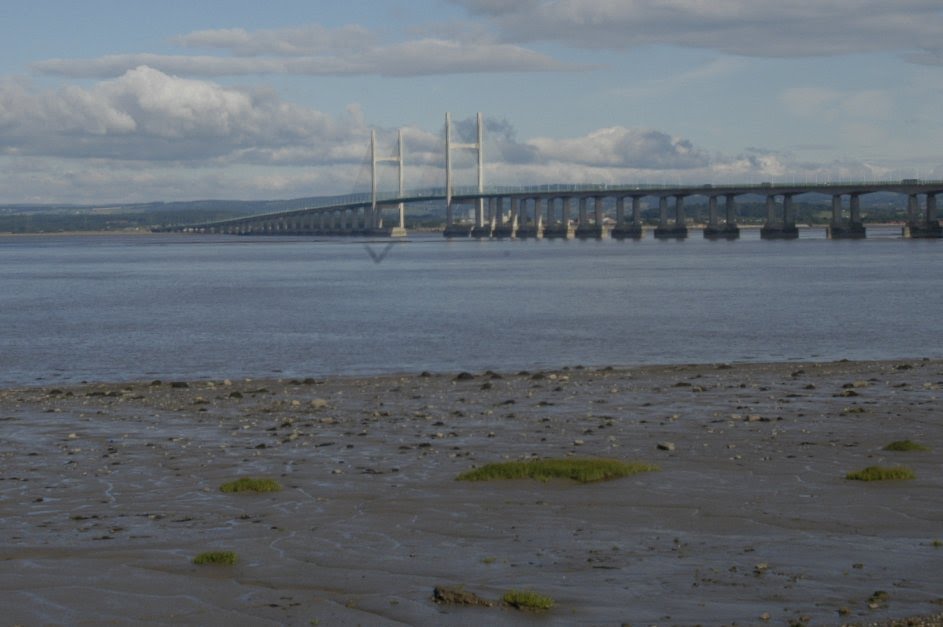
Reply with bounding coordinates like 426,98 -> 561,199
1,359 -> 942,626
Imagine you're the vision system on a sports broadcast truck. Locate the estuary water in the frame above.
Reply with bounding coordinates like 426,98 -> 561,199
0,227 -> 940,386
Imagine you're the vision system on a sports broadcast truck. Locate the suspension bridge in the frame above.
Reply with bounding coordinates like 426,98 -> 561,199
154,113 -> 943,240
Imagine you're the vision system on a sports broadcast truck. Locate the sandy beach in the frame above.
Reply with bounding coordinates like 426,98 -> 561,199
1,359 -> 942,626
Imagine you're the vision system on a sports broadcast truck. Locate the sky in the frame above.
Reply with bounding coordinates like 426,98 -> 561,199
1,0 -> 942,204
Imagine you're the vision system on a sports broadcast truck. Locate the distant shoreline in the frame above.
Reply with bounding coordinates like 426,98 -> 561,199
0,229 -> 153,238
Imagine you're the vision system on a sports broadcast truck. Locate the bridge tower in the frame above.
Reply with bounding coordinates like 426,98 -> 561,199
443,112 -> 485,237
371,128 -> 407,237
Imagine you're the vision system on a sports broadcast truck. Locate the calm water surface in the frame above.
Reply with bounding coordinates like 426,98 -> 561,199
0,228 -> 940,386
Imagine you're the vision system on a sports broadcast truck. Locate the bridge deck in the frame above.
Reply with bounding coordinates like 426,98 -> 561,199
153,180 -> 943,239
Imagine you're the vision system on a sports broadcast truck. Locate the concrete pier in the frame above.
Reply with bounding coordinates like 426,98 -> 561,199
611,196 -> 645,239
903,222 -> 943,238
760,194 -> 799,239
575,196 -> 608,239
469,196 -> 491,238
469,224 -> 492,238
610,223 -> 644,239
827,193 -> 866,239
703,194 -> 740,239
543,197 -> 571,238
902,193 -> 942,238
542,223 -> 572,238
574,224 -> 607,239
443,222 -> 473,237
654,195 -> 688,239
516,197 -> 543,239
491,202 -> 514,236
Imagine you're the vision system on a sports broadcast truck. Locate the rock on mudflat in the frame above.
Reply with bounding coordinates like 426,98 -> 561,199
433,586 -> 493,607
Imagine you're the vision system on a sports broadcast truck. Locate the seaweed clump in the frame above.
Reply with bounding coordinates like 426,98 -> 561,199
457,458 -> 657,483
845,466 -> 915,481
219,477 -> 282,493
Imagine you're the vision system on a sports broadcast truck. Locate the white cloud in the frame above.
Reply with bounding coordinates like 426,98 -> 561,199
451,0 -> 943,62
528,127 -> 708,169
0,74 -> 920,204
32,24 -> 576,79
173,24 -> 375,57
0,67 -> 365,162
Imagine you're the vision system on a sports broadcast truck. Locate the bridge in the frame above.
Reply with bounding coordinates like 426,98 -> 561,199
155,113 -> 943,240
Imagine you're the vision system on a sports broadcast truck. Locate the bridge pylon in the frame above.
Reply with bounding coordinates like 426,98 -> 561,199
444,112 -> 485,238
371,128 -> 407,237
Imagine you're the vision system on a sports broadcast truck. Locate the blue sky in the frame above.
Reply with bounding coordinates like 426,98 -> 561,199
1,0 -> 942,203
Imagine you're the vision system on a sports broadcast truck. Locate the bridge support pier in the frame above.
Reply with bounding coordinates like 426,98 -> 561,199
703,194 -> 740,239
611,196 -> 644,239
902,193 -> 942,238
470,195 -> 491,238
443,199 -> 472,237
827,194 -> 866,239
543,197 -> 570,238
613,196 -> 645,239
492,197 -> 515,238
760,194 -> 799,239
369,204 -> 407,237
575,196 -> 608,239
654,195 -> 688,239
495,197 -> 518,238
443,206 -> 472,236
443,224 -> 472,237
516,197 -> 544,239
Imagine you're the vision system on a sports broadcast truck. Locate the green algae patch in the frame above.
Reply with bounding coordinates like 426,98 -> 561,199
502,589 -> 555,611
457,458 -> 657,483
193,551 -> 238,565
219,477 -> 282,493
845,466 -> 915,481
883,439 -> 931,452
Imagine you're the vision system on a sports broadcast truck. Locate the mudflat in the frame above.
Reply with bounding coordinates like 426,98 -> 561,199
1,359 -> 941,626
